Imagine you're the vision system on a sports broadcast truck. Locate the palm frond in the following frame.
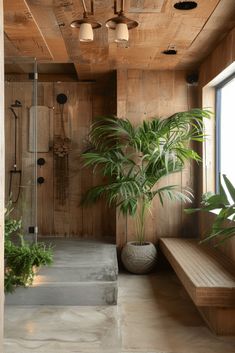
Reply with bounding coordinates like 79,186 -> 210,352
82,109 -> 210,241
186,175 -> 235,245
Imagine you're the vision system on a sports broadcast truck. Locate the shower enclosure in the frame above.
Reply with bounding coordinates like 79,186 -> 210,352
5,58 -> 39,241
5,59 -> 116,241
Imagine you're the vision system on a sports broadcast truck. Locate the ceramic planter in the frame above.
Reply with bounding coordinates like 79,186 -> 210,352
121,241 -> 157,274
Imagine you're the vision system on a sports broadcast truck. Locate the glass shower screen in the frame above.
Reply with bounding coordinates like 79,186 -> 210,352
5,58 -> 38,242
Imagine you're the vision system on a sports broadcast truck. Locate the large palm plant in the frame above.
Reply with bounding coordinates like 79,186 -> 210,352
82,109 -> 210,244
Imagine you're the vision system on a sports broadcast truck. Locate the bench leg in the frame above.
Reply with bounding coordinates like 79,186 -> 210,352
198,307 -> 235,335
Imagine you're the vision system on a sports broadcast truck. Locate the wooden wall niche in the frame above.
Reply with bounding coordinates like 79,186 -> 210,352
5,75 -> 116,240
116,69 -> 199,248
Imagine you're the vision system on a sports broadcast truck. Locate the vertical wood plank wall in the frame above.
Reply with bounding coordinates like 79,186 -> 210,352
116,69 -> 198,248
0,0 -> 4,348
5,76 -> 116,240
199,27 -> 235,88
198,26 -> 235,262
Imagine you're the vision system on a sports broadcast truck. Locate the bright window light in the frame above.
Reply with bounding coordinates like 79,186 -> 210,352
217,75 -> 235,201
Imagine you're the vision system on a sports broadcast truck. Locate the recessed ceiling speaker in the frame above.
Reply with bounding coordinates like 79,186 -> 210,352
186,73 -> 199,84
174,1 -> 198,10
162,49 -> 177,55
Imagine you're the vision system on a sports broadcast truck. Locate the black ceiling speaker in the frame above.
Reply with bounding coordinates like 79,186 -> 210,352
174,1 -> 197,10
162,49 -> 177,55
186,72 -> 199,84
56,93 -> 68,105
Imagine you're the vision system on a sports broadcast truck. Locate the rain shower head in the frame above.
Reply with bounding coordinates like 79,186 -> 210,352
10,100 -> 22,108
9,100 -> 22,119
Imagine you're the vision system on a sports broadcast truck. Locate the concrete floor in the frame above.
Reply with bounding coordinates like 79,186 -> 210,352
4,271 -> 235,353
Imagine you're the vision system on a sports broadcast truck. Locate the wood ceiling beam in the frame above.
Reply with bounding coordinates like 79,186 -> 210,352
5,73 -> 78,82
24,0 -> 69,62
74,63 -> 90,80
4,0 -> 53,60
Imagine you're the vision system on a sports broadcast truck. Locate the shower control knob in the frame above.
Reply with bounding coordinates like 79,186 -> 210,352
37,158 -> 46,166
37,177 -> 45,184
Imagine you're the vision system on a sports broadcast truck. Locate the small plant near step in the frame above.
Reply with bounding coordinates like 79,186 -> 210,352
185,174 -> 235,246
4,202 -> 53,293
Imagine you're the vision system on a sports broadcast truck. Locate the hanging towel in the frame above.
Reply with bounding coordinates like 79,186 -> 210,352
29,105 -> 51,153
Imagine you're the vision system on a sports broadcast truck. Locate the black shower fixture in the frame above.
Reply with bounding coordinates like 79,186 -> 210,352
174,1 -> 197,10
56,93 -> 68,105
37,158 -> 46,166
37,176 -> 45,184
162,49 -> 177,55
8,100 -> 22,203
11,100 -> 22,108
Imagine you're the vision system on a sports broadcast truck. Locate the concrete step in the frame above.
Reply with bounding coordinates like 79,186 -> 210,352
36,264 -> 118,283
5,239 -> 118,306
5,281 -> 118,306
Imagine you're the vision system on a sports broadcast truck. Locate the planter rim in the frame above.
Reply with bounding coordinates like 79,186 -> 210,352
126,241 -> 153,246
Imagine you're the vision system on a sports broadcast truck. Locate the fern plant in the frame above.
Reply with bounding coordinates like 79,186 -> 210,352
82,109 -> 210,244
4,201 -> 53,293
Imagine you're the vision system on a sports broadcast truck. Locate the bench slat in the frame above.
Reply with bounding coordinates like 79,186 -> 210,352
160,238 -> 235,307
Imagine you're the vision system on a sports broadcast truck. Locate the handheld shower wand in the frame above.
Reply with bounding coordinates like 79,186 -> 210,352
9,100 -> 22,203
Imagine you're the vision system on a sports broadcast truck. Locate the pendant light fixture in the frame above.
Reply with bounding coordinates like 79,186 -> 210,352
70,0 -> 101,42
106,0 -> 139,43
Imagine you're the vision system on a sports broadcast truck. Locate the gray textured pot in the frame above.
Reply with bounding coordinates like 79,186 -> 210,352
121,241 -> 157,274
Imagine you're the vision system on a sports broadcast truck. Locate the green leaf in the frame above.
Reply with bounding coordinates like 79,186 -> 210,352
82,109 -> 211,241
223,174 -> 235,203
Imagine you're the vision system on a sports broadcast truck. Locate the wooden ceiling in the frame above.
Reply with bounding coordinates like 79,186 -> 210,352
4,0 -> 235,79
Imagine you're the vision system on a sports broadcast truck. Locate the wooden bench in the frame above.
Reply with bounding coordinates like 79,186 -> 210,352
159,238 -> 235,335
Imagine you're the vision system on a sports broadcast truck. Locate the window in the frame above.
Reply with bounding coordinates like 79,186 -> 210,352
216,75 -> 235,195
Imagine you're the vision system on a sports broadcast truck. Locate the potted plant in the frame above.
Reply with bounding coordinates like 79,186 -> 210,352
82,109 -> 210,274
4,202 -> 53,293
185,174 -> 235,245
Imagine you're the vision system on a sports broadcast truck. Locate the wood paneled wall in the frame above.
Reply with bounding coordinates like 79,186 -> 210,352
5,75 -> 116,240
116,69 -> 198,248
198,26 -> 235,262
199,26 -> 235,88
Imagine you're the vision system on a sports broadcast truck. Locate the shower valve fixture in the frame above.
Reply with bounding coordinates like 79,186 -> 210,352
37,158 -> 46,166
37,176 -> 45,184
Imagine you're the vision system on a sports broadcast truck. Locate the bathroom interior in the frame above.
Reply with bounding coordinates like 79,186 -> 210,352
3,1 -> 235,352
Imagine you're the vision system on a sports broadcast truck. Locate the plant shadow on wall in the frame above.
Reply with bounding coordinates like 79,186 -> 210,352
4,201 -> 53,293
186,174 -> 235,246
82,109 -> 211,274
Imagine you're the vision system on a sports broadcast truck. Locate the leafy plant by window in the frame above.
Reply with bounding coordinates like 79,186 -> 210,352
185,174 -> 235,246
4,202 -> 53,293
82,109 -> 210,244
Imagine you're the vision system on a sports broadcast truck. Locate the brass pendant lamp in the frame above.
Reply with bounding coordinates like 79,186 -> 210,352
105,0 -> 139,42
70,0 -> 101,42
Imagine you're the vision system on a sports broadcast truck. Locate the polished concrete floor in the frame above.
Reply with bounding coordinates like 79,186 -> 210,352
4,272 -> 235,353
